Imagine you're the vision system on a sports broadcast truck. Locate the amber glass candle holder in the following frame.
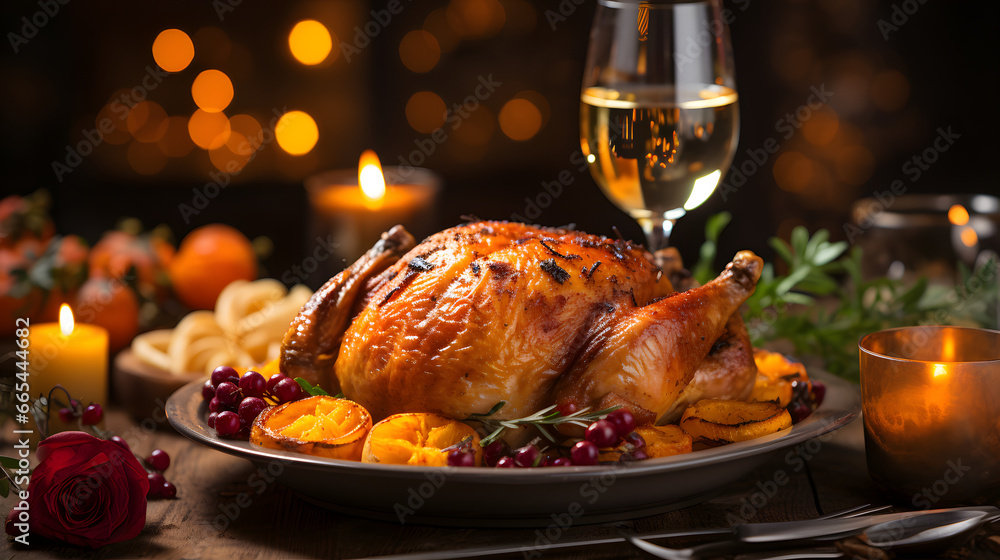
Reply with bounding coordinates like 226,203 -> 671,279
860,326 -> 1000,505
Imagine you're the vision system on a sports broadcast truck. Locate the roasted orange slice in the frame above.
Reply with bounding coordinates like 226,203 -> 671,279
636,425 -> 694,458
362,413 -> 482,466
598,425 -> 693,462
753,348 -> 808,383
680,399 -> 792,445
250,396 -> 371,460
750,377 -> 794,407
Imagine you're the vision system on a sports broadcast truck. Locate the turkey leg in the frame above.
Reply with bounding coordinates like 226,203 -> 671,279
553,251 -> 763,423
280,225 -> 415,389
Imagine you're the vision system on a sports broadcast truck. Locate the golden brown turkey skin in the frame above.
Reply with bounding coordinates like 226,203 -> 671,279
334,222 -> 675,421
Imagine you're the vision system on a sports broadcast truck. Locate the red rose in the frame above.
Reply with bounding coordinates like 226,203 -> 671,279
5,431 -> 148,548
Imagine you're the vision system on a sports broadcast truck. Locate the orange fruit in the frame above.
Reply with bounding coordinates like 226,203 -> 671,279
362,413 -> 482,466
75,277 -> 140,353
680,399 -> 792,445
89,231 -> 174,302
169,224 -> 257,310
251,396 -> 372,460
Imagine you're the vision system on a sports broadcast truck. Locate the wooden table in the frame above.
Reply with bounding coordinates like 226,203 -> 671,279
2,410 -> 998,559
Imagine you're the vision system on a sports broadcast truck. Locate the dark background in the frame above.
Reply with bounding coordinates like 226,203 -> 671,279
2,0 -> 999,288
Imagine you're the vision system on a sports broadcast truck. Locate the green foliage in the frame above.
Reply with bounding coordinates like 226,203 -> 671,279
698,215 -> 1000,381
294,377 -> 330,397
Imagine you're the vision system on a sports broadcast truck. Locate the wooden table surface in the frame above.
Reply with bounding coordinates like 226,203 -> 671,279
2,409 -> 998,560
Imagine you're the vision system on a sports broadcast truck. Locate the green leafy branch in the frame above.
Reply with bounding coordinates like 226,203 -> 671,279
694,214 -> 999,381
467,402 -> 621,447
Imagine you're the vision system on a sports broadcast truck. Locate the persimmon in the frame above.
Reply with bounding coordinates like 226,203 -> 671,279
362,413 -> 482,466
251,396 -> 372,460
75,277 -> 140,352
169,224 -> 257,310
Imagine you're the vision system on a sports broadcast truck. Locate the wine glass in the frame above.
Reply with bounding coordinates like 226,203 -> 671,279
580,0 -> 739,254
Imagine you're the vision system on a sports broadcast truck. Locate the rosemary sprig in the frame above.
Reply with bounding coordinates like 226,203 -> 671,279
467,401 -> 621,447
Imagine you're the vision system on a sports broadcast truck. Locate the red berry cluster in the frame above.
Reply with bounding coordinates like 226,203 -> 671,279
789,380 -> 826,423
108,437 -> 175,499
57,402 -> 104,426
485,409 -> 644,468
201,365 -> 305,440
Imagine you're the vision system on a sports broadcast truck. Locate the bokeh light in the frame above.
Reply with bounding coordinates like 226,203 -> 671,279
405,91 -> 447,133
447,0 -> 506,39
188,109 -> 231,150
157,116 -> 195,158
275,110 -> 319,155
152,29 -> 195,73
801,109 -> 840,146
948,204 -> 970,226
96,102 -> 131,145
834,145 -> 875,186
127,140 -> 168,175
288,20 -> 334,65
773,152 -> 814,193
399,30 -> 441,73
498,98 -> 542,141
871,70 -> 911,112
451,105 -> 495,146
191,69 -> 234,113
126,101 -> 168,143
209,134 -> 253,172
228,114 -> 264,155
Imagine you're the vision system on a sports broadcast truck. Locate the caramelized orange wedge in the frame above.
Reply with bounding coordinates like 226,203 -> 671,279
680,399 -> 792,445
749,377 -> 794,407
598,424 -> 693,462
753,348 -> 808,382
250,396 -> 371,460
362,413 -> 482,466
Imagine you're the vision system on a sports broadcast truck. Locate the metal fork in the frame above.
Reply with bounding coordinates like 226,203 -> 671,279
349,504 -> 888,560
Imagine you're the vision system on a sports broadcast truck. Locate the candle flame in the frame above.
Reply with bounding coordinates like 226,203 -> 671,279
59,304 -> 75,336
933,363 -> 948,378
948,204 -> 969,226
358,150 -> 386,202
960,226 -> 978,248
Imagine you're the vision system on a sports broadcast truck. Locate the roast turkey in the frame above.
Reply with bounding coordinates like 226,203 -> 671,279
281,221 -> 762,425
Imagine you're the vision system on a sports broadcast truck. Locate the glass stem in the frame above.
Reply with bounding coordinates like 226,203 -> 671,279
637,217 -> 676,254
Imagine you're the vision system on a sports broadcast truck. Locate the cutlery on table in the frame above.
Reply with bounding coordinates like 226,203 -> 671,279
348,504 -> 889,560
625,505 -> 999,559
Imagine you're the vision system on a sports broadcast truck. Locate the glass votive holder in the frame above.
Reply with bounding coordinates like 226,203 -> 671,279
850,194 -> 1000,284
859,326 -> 1000,506
304,165 -> 440,284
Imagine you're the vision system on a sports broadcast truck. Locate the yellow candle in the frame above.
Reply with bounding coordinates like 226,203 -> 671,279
28,304 -> 109,408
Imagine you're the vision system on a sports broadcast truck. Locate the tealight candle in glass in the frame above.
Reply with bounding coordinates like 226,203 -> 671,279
859,326 -> 1000,505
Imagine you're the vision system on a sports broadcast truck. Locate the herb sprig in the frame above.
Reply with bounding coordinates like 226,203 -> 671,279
694,213 -> 999,381
468,402 -> 621,447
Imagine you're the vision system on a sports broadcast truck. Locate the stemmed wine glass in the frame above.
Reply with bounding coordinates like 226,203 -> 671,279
580,0 -> 739,253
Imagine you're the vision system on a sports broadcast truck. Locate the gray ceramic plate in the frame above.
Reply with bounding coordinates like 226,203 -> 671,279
166,370 -> 859,527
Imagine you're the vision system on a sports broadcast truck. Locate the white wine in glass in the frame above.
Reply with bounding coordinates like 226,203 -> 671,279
580,0 -> 739,253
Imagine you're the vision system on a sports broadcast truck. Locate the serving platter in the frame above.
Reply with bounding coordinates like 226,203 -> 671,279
166,370 -> 859,527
